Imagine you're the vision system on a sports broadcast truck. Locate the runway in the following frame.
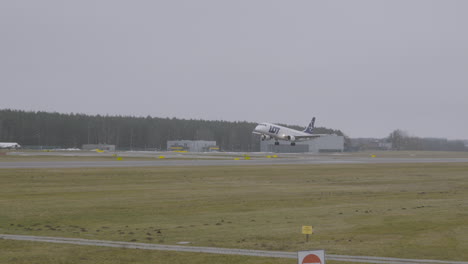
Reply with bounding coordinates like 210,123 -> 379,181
1,156 -> 468,169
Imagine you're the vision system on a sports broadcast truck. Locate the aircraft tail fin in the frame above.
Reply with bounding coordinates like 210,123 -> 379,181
303,117 -> 315,134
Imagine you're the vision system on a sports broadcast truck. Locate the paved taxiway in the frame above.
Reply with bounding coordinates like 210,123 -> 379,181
1,157 -> 468,169
2,234 -> 467,264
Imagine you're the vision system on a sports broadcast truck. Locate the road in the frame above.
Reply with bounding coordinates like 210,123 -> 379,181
1,234 -> 467,264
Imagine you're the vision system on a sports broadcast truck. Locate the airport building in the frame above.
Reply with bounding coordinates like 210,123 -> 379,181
167,140 -> 218,152
260,135 -> 344,153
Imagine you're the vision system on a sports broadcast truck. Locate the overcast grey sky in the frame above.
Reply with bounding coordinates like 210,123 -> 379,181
1,1 -> 467,139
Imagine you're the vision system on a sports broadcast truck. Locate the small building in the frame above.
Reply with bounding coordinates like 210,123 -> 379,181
167,140 -> 217,152
260,135 -> 344,153
82,144 -> 116,151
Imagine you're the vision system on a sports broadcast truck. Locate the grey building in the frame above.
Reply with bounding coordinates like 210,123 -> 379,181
167,140 -> 217,152
260,135 -> 344,153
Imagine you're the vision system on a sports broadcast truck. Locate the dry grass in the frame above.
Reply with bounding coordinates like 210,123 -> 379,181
1,163 -> 467,263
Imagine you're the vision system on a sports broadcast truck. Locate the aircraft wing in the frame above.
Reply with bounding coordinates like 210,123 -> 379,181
294,134 -> 328,139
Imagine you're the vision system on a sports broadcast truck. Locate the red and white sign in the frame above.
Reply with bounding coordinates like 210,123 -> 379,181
298,250 -> 325,264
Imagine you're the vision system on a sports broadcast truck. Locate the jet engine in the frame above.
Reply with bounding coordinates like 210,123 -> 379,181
261,134 -> 272,141
287,136 -> 297,146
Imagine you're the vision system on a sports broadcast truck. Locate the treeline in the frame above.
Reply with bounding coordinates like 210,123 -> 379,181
0,109 -> 347,151
387,129 -> 466,151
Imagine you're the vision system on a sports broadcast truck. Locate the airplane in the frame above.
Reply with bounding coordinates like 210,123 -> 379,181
0,142 -> 21,149
252,117 -> 328,146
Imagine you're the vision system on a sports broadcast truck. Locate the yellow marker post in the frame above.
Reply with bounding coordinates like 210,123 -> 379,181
302,226 -> 313,242
266,155 -> 271,158
116,157 -> 123,161
371,154 -> 376,158
234,158 -> 240,160
272,155 -> 278,158
159,156 -> 165,159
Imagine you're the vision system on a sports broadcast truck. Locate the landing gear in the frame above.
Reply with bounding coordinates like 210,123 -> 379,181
290,142 -> 296,146
274,141 -> 279,145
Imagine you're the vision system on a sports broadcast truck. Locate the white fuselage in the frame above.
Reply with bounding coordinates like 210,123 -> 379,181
0,142 -> 21,149
253,123 -> 310,142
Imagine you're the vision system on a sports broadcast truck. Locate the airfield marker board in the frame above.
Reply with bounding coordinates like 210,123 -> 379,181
298,250 -> 325,264
302,226 -> 313,242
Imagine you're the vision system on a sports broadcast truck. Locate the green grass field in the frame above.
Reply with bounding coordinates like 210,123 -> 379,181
1,163 -> 467,263
0,153 -> 229,162
0,155 -> 157,162
333,150 -> 468,158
